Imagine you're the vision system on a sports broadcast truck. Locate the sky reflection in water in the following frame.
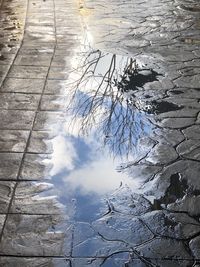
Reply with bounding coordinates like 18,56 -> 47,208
48,48 -> 154,222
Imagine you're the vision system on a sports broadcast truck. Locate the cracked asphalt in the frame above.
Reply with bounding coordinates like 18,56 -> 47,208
0,0 -> 200,266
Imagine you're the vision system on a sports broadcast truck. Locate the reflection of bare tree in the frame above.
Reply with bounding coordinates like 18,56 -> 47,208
68,49 -> 157,157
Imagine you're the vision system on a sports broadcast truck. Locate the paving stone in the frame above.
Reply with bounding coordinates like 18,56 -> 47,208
71,258 -> 104,267
127,137 -> 156,165
44,79 -> 69,94
48,67 -> 70,80
14,54 -> 52,66
168,195 -> 200,217
4,213 -> 63,235
177,140 -> 200,160
183,125 -> 200,140
1,0 -> 200,263
28,131 -> 54,154
0,53 -> 15,65
0,93 -> 40,110
0,153 -> 23,180
18,47 -> 54,55
189,236 -> 200,259
40,95 -> 67,111
0,65 -> 10,78
153,117 -> 196,129
0,130 -> 29,152
152,160 -> 200,198
165,97 -> 200,109
0,214 -> 6,231
27,17 -> 54,26
1,78 -> 45,93
107,186 -> 152,216
26,25 -> 55,35
153,128 -> 184,146
19,153 -> 52,180
92,214 -> 153,246
0,258 -> 71,267
12,181 -> 53,198
168,88 -> 200,99
33,111 -> 64,130
126,259 -> 192,267
195,113 -> 200,124
23,35 -> 56,45
73,235 -> 129,257
0,110 -> 35,130
145,143 -> 178,165
10,181 -> 63,215
0,230 -> 65,257
174,75 -> 200,89
8,65 -> 48,79
138,238 -> 192,260
141,210 -> 200,239
0,181 -> 16,213
73,222 -> 96,247
51,53 -> 72,67
156,108 -> 199,119
122,163 -> 162,183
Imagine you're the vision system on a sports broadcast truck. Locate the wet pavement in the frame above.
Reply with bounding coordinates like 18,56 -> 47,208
0,0 -> 200,266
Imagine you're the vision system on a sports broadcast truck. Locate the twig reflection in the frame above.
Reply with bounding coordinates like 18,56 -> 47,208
68,49 -> 154,157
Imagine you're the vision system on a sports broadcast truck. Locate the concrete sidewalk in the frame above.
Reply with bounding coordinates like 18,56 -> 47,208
0,0 -> 81,265
0,0 -> 200,266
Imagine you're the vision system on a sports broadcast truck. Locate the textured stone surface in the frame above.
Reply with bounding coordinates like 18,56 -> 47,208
33,111 -> 64,130
19,154 -> 52,180
10,181 -> 63,215
28,131 -> 54,154
0,110 -> 35,130
0,182 -> 16,213
0,93 -> 40,110
0,153 -> 23,180
8,66 -> 48,79
1,78 -> 45,93
0,258 -> 71,267
44,79 -> 70,95
0,130 -> 29,152
0,0 -> 200,265
145,143 -> 178,165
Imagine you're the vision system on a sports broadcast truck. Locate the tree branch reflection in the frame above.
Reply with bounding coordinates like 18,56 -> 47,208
68,49 -> 155,158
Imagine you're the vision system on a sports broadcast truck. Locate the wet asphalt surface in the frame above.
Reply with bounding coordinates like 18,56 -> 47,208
0,0 -> 200,266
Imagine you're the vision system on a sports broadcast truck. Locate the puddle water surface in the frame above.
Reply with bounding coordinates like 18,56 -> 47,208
45,48 -> 164,224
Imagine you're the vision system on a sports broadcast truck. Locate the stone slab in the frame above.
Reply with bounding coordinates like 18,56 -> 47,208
0,130 -> 29,152
1,78 -> 45,93
0,153 -> 23,180
0,110 -> 35,130
0,93 -> 40,110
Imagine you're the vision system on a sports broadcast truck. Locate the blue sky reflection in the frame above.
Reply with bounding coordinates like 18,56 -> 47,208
48,50 -> 153,222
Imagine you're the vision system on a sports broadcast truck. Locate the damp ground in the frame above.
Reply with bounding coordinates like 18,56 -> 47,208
0,0 -> 200,266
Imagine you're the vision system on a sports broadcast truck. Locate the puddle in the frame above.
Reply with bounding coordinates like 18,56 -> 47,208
48,131 -> 142,222
154,173 -> 189,209
66,49 -> 160,157
42,43 -> 188,262
43,49 -> 162,225
138,100 -> 183,114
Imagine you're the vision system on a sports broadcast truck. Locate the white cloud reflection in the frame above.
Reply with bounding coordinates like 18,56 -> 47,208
50,131 -> 140,196
50,135 -> 77,176
49,31 -> 142,196
63,155 -> 139,195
